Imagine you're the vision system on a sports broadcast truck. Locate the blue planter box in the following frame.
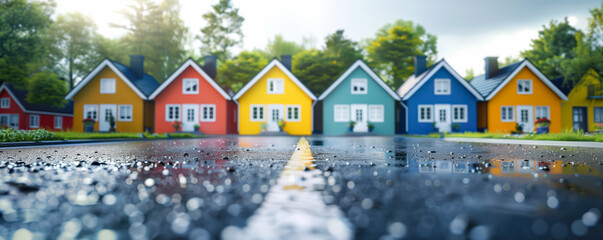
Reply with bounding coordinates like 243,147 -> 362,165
536,126 -> 549,134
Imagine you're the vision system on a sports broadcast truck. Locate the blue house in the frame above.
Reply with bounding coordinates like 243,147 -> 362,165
318,59 -> 401,135
397,56 -> 483,134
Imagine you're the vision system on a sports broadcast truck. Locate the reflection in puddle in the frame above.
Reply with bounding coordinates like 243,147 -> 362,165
405,158 -> 601,177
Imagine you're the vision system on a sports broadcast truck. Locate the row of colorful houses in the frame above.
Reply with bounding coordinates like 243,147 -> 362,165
1,55 -> 602,135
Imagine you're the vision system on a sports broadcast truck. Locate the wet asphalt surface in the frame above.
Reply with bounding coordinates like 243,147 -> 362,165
0,136 -> 602,239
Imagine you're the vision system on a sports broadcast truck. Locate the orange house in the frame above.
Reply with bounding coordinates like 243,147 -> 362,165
65,55 -> 159,132
471,58 -> 567,133
149,57 -> 237,134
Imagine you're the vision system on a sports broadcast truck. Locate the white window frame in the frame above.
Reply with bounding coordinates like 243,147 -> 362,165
182,78 -> 199,94
434,79 -> 451,95
29,114 -> 39,128
501,106 -> 515,122
368,105 -> 384,122
517,79 -> 533,94
118,105 -> 133,122
334,105 -> 350,122
165,104 -> 181,122
418,105 -> 434,123
351,78 -> 367,94
83,104 -> 98,121
200,104 -> 216,122
250,104 -> 265,122
535,106 -> 550,120
0,98 -> 9,108
286,105 -> 301,122
267,78 -> 284,94
54,116 -> 63,129
452,105 -> 468,123
100,78 -> 116,94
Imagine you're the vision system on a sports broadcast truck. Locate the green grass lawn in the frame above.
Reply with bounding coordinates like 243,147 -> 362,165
444,130 -> 603,142
0,129 -> 202,142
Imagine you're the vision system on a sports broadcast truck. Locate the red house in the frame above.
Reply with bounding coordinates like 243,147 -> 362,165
149,57 -> 237,134
0,82 -> 73,130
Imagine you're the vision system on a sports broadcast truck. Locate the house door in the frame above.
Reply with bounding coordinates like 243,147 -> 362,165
572,107 -> 587,132
434,104 -> 451,132
99,104 -> 117,132
182,104 -> 199,132
350,104 -> 368,132
517,106 -> 534,133
266,104 -> 284,132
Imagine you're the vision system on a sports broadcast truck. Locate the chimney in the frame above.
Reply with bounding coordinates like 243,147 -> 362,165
485,56 -> 499,79
129,55 -> 144,79
280,55 -> 292,71
414,55 -> 427,76
202,55 -> 218,80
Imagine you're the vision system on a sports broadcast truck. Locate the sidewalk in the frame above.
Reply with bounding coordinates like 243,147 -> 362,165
444,137 -> 603,149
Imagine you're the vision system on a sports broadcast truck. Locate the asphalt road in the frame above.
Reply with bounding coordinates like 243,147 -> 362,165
0,136 -> 602,240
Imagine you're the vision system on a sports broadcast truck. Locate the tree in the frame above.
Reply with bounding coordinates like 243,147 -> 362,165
0,0 -> 54,88
47,12 -> 98,90
499,56 -> 520,67
366,19 -> 437,89
112,0 -> 188,82
93,35 -> 129,64
293,49 -> 340,95
464,68 -> 475,81
217,50 -> 268,92
264,34 -> 304,58
292,30 -> 364,95
26,70 -> 67,107
198,0 -> 244,62
324,30 -> 363,67
520,18 -> 581,79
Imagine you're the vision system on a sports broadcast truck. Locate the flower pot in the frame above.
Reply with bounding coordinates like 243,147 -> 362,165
369,128 -> 374,133
536,126 -> 549,134
348,127 -> 354,132
194,127 -> 199,132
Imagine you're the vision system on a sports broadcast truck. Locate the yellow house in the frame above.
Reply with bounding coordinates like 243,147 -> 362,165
233,57 -> 316,135
471,58 -> 568,133
65,56 -> 159,132
556,69 -> 603,132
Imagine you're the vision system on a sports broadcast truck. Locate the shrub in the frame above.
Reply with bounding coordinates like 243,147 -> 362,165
0,128 -> 57,142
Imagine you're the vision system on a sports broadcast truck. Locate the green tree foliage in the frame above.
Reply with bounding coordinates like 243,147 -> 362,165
520,18 -> 580,79
199,0 -> 244,62
112,0 -> 188,82
265,34 -> 304,58
93,35 -> 129,64
47,12 -> 98,89
0,0 -> 53,88
217,50 -> 267,92
464,68 -> 475,81
292,30 -> 363,95
499,56 -> 520,67
26,70 -> 67,107
366,19 -> 437,89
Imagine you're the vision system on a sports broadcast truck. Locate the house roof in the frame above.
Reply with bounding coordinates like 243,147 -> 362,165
470,59 -> 568,101
551,76 -> 573,96
233,59 -> 317,101
149,58 -> 231,100
318,59 -> 400,101
397,59 -> 483,101
65,58 -> 159,100
0,82 -> 73,116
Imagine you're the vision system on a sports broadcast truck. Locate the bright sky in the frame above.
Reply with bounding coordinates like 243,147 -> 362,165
55,0 -> 600,76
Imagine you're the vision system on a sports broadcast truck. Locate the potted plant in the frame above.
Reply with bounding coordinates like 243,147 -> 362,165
512,123 -> 524,135
535,117 -> 551,134
368,122 -> 375,132
452,123 -> 460,132
260,123 -> 267,132
278,119 -> 286,132
348,121 -> 356,132
595,123 -> 603,133
83,118 -> 95,132
109,113 -> 116,132
172,121 -> 182,132
193,123 -> 200,132
432,122 -> 439,132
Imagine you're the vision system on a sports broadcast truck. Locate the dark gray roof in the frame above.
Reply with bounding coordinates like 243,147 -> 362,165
396,59 -> 442,97
551,76 -> 573,95
2,82 -> 73,114
111,60 -> 159,97
470,60 -> 524,97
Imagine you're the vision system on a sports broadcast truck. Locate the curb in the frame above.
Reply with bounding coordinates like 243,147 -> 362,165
444,137 -> 603,149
